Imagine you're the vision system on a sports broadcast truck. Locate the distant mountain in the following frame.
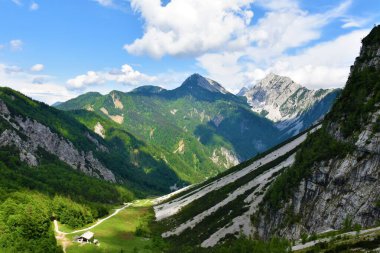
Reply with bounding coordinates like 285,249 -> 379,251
51,101 -> 62,107
180,74 -> 229,94
131,85 -> 166,95
57,73 -> 339,183
236,87 -> 248,96
57,74 -> 287,182
239,73 -> 340,135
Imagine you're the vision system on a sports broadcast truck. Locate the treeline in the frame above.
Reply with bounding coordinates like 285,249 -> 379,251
159,236 -> 290,253
0,192 -> 62,253
0,144 -> 135,252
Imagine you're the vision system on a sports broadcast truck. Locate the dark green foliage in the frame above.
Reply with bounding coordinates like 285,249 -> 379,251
0,144 -> 133,251
326,67 -> 380,138
362,25 -> 380,46
306,235 -> 380,253
70,109 -> 186,196
52,196 -> 94,228
342,217 -> 353,232
164,236 -> 290,253
0,192 -> 63,253
0,146 -> 134,205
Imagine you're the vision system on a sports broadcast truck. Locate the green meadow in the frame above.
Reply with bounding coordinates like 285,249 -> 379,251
62,200 -> 156,253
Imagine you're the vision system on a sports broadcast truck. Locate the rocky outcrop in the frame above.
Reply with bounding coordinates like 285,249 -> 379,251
257,148 -> 380,240
240,74 -> 338,136
93,122 -> 106,139
173,139 -> 185,154
255,25 -> 380,240
210,147 -> 240,169
241,73 -> 335,122
0,99 -> 116,182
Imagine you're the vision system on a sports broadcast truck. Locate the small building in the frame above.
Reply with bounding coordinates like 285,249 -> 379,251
77,231 -> 94,244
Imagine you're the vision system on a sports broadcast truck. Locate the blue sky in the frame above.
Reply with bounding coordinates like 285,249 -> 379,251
0,0 -> 379,104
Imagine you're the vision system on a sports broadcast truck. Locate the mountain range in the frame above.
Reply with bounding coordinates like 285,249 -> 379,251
56,72 -> 338,185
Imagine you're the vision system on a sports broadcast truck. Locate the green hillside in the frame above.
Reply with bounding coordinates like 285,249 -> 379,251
57,74 -> 283,183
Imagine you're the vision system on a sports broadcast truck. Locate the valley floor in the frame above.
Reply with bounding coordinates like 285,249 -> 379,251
55,199 -> 156,253
54,193 -> 380,253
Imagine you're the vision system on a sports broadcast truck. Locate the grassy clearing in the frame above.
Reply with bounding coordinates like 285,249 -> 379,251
63,200 -> 156,253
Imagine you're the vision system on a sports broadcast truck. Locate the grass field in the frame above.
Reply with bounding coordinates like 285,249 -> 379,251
61,199 -> 157,253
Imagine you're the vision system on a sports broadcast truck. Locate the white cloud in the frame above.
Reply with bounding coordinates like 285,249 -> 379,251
30,64 -> 44,72
0,63 -> 75,104
341,17 -> 369,29
94,0 -> 114,7
10,39 -> 23,51
196,0 -> 359,91
254,0 -> 299,11
0,44 -> 4,50
269,29 -> 369,89
67,64 -> 157,89
30,2 -> 39,11
124,0 -> 255,58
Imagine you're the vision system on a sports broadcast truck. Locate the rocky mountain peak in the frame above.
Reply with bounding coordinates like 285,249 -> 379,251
353,25 -> 380,71
255,73 -> 302,93
243,73 -> 335,123
181,73 -> 229,94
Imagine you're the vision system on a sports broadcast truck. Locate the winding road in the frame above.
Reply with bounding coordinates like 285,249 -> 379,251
54,202 -> 132,235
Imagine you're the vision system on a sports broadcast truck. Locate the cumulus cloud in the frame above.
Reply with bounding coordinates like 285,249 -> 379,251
67,64 -> 157,89
10,39 -> 23,51
124,0 -> 255,58
30,2 -> 39,11
30,64 -> 44,72
0,63 -> 75,104
196,0 -> 360,91
269,29 -> 369,89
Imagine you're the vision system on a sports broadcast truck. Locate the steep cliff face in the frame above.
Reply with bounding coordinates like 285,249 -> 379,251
241,73 -> 337,123
256,25 -> 380,240
240,73 -> 340,136
0,99 -> 116,182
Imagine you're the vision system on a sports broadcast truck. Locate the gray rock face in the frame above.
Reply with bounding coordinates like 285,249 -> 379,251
255,34 -> 380,240
242,73 -> 335,123
257,149 -> 380,240
0,99 -> 116,182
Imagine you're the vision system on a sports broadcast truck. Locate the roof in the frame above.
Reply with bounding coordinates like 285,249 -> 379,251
80,231 -> 94,240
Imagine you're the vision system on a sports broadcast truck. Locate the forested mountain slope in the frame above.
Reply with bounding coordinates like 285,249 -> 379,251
0,88 -> 184,195
57,73 -> 335,183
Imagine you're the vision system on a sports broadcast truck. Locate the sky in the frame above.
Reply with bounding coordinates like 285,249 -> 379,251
0,0 -> 379,104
